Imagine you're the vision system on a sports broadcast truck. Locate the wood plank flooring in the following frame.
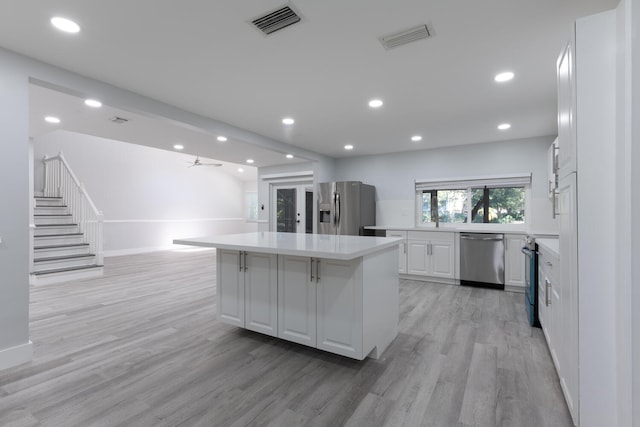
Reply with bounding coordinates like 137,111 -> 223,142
0,249 -> 573,426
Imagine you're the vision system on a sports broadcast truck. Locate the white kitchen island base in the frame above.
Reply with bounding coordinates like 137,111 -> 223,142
174,232 -> 402,360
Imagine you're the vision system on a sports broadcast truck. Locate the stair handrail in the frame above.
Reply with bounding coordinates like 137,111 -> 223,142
43,152 -> 104,265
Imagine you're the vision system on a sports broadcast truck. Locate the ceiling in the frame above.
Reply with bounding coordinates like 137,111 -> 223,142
1,0 -> 619,162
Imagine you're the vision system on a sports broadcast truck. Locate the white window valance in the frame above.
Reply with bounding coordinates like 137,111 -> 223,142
415,173 -> 532,191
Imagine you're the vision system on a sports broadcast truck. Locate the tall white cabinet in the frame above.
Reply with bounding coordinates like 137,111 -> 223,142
553,9 -> 618,426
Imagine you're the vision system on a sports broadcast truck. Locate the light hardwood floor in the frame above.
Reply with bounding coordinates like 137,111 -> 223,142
0,249 -> 573,427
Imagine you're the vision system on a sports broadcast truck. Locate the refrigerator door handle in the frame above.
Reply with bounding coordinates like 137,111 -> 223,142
335,192 -> 341,229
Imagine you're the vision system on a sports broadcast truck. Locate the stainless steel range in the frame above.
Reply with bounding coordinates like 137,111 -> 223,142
521,235 -> 540,327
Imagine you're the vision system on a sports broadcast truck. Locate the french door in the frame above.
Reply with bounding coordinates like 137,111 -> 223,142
271,183 -> 313,233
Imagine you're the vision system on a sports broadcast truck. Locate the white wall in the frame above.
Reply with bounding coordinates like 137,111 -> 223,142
34,130 -> 257,256
0,56 -> 32,369
333,136 -> 557,233
628,0 -> 639,424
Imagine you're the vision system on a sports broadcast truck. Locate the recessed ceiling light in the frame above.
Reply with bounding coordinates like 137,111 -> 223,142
495,71 -> 515,83
45,116 -> 60,124
238,168 -> 244,173
51,17 -> 80,33
173,144 -> 184,150
286,154 -> 294,159
282,117 -> 295,125
84,99 -> 102,108
344,144 -> 354,150
498,123 -> 511,130
411,135 -> 423,142
217,136 -> 227,142
368,99 -> 383,108
246,159 -> 255,164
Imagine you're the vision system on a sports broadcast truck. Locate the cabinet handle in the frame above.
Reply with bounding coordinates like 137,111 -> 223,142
239,252 -> 243,272
545,279 -> 551,306
244,252 -> 248,272
316,259 -> 320,282
552,189 -> 559,219
404,242 -> 407,254
310,258 -> 315,282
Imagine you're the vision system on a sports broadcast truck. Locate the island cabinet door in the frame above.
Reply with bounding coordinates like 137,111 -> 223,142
277,255 -> 316,347
244,252 -> 278,337
217,249 -> 245,327
316,258 -> 363,359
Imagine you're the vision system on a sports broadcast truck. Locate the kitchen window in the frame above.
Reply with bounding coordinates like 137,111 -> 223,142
415,174 -> 530,227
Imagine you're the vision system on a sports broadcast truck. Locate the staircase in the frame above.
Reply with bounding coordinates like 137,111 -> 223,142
31,153 -> 104,285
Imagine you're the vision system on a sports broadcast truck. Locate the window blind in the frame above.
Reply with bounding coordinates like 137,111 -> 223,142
415,173 -> 531,191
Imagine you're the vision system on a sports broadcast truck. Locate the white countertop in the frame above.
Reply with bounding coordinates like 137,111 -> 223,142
174,232 -> 403,260
366,225 -> 527,234
537,238 -> 559,255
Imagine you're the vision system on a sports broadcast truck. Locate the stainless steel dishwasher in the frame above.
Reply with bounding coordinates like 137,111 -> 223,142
460,233 -> 505,289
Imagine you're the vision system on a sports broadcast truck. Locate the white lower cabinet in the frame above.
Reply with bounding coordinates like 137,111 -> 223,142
407,231 -> 455,279
277,255 -> 316,347
217,249 -> 245,327
316,258 -> 363,359
244,252 -> 278,337
217,247 -> 398,360
504,234 -> 526,290
217,250 -> 278,336
386,230 -> 407,273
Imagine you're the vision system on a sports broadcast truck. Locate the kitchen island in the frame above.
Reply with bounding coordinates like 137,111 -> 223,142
173,232 -> 402,360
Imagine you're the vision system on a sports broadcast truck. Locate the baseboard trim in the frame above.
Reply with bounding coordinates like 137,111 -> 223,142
104,245 -> 174,257
0,341 -> 33,371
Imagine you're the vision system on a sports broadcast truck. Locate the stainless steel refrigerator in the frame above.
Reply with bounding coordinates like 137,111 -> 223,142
317,181 -> 375,235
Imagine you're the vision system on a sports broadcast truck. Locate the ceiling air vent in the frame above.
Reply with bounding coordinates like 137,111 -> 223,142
109,116 -> 129,124
251,5 -> 301,35
379,24 -> 432,50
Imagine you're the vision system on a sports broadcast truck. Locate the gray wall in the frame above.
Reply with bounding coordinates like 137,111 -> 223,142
0,56 -> 30,363
333,135 -> 557,233
34,130 -> 256,255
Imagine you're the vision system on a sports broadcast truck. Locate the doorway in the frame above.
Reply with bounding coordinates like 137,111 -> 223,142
271,183 -> 314,233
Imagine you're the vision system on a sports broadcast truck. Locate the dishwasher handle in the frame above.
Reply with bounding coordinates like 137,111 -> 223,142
460,234 -> 504,241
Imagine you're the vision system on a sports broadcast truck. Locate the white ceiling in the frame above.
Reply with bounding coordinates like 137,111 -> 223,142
1,0 -> 618,162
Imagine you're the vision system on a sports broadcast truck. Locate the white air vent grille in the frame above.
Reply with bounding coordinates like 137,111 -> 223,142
251,5 -> 301,35
379,24 -> 432,50
109,116 -> 129,124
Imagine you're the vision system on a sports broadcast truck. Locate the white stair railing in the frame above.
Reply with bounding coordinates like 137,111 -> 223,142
43,152 -> 104,265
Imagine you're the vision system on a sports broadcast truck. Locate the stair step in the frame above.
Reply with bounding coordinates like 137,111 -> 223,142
33,253 -> 97,272
34,243 -> 91,257
34,215 -> 74,225
34,206 -> 69,215
34,197 -> 65,207
32,264 -> 104,276
34,243 -> 90,250
33,233 -> 85,246
34,233 -> 83,238
34,224 -> 79,235
34,253 -> 95,263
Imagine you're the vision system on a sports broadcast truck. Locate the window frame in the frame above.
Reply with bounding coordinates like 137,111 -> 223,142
414,174 -> 531,229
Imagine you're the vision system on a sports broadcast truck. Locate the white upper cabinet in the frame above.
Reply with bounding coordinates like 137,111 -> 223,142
556,34 -> 577,177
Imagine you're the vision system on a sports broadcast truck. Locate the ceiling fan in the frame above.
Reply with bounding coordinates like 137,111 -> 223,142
186,156 -> 222,167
